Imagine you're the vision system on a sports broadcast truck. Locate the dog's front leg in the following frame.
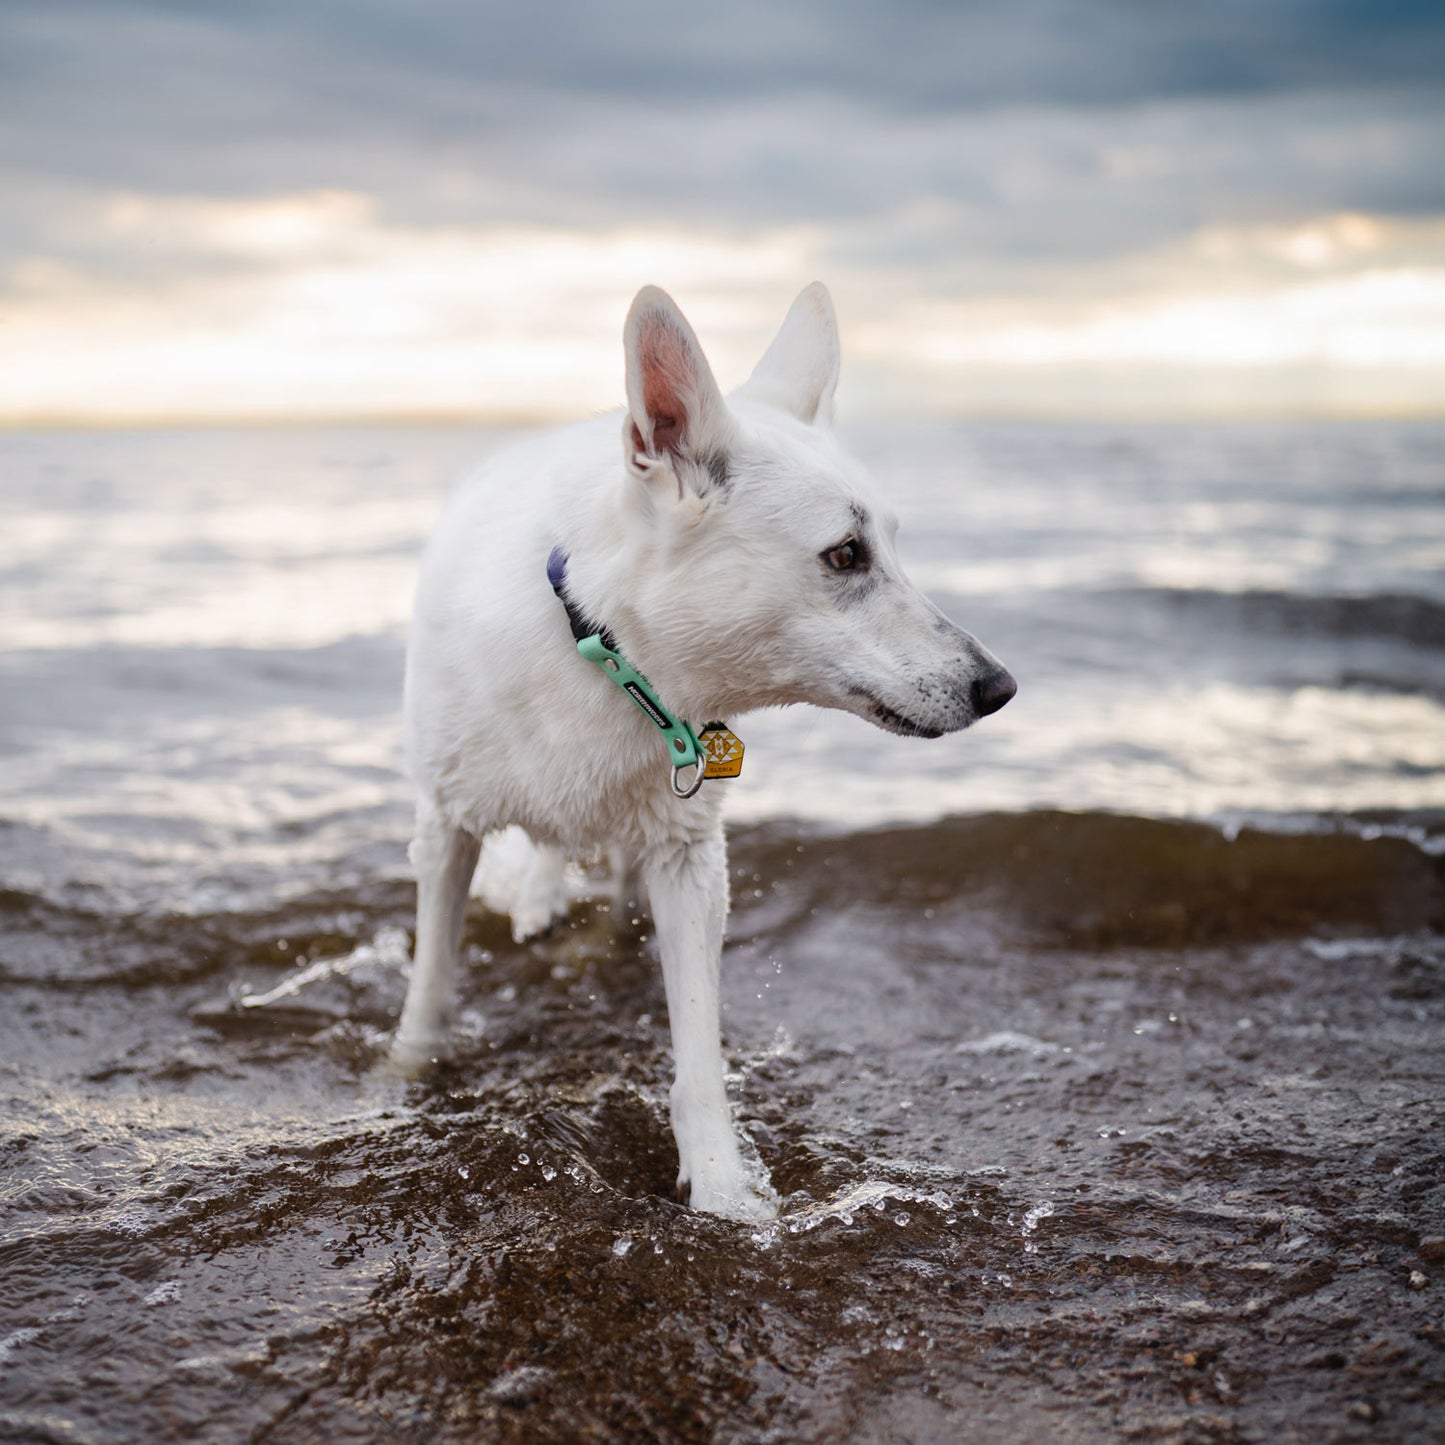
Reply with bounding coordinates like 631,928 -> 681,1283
645,829 -> 777,1221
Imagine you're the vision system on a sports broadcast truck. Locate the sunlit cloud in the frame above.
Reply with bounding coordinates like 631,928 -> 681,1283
10,193 -> 1441,422
1,197 -> 823,420
919,269 -> 1445,369
99,189 -> 378,260
847,214 -> 1445,414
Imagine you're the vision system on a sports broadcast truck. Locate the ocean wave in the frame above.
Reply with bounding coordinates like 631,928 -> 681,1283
733,810 -> 1445,949
3,811 -> 1440,989
1116,587 -> 1445,650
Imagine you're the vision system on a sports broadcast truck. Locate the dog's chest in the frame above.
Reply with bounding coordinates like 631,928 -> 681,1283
432,687 -> 724,854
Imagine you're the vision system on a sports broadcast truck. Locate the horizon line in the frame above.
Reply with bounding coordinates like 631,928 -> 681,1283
4,402 -> 1445,432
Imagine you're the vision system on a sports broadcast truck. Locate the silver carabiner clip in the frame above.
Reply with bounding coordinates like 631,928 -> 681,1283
670,757 -> 705,799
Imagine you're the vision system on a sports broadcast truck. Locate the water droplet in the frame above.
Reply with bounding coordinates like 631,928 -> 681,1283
1021,1200 -> 1055,1235
612,1237 -> 633,1258
541,1165 -> 557,1182
518,1153 -> 530,1165
894,1212 -> 910,1227
458,1166 -> 469,1180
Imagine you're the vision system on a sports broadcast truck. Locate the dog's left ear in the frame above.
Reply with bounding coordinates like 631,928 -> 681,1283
623,286 -> 734,488
737,281 -> 840,426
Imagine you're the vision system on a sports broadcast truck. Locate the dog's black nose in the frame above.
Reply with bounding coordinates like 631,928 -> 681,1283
972,668 -> 1017,718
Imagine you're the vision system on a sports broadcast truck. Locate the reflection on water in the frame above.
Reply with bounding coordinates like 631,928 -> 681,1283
0,428 -> 488,651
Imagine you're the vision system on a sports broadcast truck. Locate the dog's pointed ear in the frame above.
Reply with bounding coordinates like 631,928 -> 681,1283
623,286 -> 733,485
738,281 -> 840,426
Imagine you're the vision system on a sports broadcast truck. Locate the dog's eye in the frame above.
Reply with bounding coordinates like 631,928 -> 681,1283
823,540 -> 859,572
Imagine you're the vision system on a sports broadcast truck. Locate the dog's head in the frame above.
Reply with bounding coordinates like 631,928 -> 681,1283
610,283 -> 1015,735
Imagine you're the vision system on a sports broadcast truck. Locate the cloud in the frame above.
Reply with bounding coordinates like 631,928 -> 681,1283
0,203 -> 826,419
4,188 -> 1442,420
9,2 -> 1443,124
4,2 -> 1444,217
2,1 -> 1443,418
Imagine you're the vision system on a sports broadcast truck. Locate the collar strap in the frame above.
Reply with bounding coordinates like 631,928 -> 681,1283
546,545 -> 618,651
547,546 -> 704,795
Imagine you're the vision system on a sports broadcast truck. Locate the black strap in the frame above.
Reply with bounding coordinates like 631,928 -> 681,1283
547,545 -> 619,651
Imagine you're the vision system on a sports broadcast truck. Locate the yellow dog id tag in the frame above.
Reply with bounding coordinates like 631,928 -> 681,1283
698,723 -> 744,779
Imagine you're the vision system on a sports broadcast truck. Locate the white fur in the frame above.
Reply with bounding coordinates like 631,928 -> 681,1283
393,283 -> 1013,1220
472,827 -> 571,943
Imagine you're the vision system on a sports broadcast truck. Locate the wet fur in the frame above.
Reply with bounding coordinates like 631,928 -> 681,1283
393,283 -> 1013,1219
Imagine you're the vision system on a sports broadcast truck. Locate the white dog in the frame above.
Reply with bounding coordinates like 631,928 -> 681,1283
394,283 -> 1015,1219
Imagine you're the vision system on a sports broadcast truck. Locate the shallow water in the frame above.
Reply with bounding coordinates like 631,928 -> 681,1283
3,817 -> 1443,1442
2,422 -> 1443,1441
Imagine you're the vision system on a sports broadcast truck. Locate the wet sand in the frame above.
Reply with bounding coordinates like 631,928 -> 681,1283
3,813 -> 1442,1442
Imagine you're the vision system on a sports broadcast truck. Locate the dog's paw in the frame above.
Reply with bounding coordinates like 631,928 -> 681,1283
474,828 -> 570,943
386,1029 -> 454,1075
508,894 -> 568,944
678,1163 -> 779,1222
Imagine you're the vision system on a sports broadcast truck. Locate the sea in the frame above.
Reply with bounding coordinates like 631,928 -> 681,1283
1,420 -> 1442,1442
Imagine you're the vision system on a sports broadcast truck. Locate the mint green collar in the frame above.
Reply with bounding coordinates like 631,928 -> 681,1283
547,546 -> 705,797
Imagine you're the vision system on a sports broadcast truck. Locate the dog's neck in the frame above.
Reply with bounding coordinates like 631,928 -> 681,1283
546,544 -> 714,798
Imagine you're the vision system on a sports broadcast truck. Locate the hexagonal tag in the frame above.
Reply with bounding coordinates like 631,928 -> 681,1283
698,723 -> 744,779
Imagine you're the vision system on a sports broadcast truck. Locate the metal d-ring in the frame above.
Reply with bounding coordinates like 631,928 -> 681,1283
670,755 -> 705,799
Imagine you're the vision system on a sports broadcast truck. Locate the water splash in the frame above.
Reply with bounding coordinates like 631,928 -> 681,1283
750,1180 -> 954,1248
238,926 -> 412,1010
1020,1199 -> 1056,1252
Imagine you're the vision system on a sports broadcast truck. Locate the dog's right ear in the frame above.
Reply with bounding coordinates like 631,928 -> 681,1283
622,287 -> 733,487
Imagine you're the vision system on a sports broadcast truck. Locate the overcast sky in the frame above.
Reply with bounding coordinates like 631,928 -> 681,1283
3,0 -> 1444,421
